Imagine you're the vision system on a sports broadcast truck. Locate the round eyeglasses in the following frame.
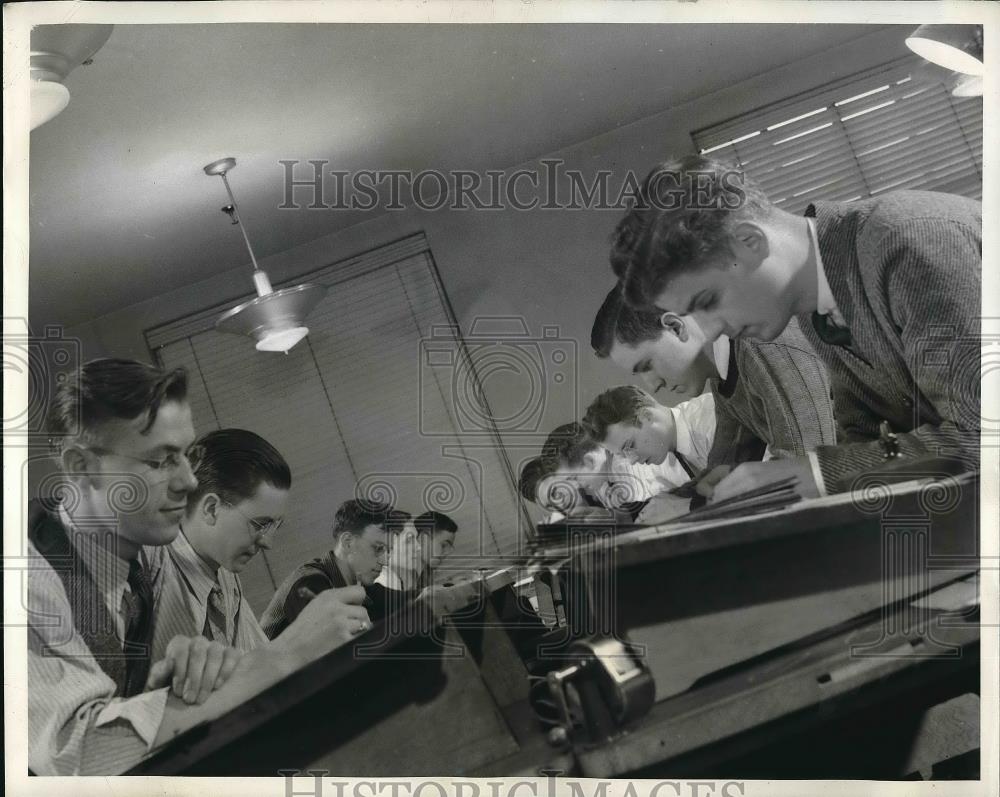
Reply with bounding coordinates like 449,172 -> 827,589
221,499 -> 284,541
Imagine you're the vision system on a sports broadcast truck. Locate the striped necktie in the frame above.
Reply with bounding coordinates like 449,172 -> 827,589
123,559 -> 153,696
204,583 -> 231,645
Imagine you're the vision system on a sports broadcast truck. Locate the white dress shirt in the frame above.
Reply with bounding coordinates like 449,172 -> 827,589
712,335 -> 731,382
811,217 -> 845,327
669,392 -> 717,473
807,216 -> 838,495
374,567 -> 404,590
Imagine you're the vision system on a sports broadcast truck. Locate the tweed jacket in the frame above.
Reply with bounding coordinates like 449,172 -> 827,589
707,316 -> 838,469
798,191 -> 981,492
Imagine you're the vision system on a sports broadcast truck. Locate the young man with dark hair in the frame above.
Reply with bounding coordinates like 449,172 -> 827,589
518,456 -> 550,505
616,154 -> 981,499
585,384 -> 713,474
541,421 -> 687,511
260,498 -> 398,638
517,455 -> 595,521
592,282 -> 836,470
28,358 -> 367,775
414,510 -> 458,573
145,428 -> 291,660
375,510 -> 458,593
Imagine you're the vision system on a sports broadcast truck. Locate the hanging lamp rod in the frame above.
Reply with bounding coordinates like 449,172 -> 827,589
203,157 -> 261,272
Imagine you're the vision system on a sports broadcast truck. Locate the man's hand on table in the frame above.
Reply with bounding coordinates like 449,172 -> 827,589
419,581 -> 481,618
146,635 -> 243,704
697,457 -> 820,503
273,585 -> 372,663
635,493 -> 692,525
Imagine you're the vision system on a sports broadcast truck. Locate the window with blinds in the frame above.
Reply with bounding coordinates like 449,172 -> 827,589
146,234 -> 527,614
693,55 -> 982,214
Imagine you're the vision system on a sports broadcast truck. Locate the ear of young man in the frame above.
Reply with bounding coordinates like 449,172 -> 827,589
60,445 -> 108,496
583,448 -> 607,473
660,313 -> 688,341
729,221 -> 770,264
199,494 -> 222,525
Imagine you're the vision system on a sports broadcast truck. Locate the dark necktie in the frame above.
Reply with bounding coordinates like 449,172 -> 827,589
674,451 -> 696,480
811,311 -> 853,348
123,559 -> 154,696
204,584 -> 230,645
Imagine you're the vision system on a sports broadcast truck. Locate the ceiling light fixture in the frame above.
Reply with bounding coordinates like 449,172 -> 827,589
204,158 -> 327,354
951,74 -> 984,98
905,24 -> 984,76
30,24 -> 114,130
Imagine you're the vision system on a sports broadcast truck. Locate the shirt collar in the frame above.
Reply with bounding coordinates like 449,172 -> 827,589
669,405 -> 693,459
712,335 -> 730,382
808,216 -> 842,321
377,566 -> 407,591
58,502 -> 131,600
331,551 -> 358,586
170,528 -> 221,605
603,458 -> 655,503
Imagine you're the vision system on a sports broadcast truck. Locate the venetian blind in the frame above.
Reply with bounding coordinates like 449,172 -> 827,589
147,234 -> 525,614
693,55 -> 983,214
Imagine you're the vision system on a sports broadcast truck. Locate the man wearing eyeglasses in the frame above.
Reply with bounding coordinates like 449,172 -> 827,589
27,358 -> 369,775
144,428 -> 291,663
260,500 -> 401,639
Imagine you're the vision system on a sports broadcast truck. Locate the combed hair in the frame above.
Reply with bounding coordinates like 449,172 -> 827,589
48,357 -> 188,452
616,301 -> 668,347
591,284 -> 667,358
386,508 -> 413,535
591,285 -> 624,358
333,498 -> 394,538
414,510 -> 458,536
610,155 -> 772,309
187,428 -> 291,508
541,422 -> 599,469
583,385 -> 657,443
518,456 -> 553,503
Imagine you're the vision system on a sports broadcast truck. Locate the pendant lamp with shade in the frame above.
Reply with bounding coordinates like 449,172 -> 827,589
204,158 -> 327,354
905,24 -> 984,97
30,24 -> 114,130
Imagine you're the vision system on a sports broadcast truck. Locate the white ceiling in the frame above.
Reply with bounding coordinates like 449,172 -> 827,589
28,23 -> 885,328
